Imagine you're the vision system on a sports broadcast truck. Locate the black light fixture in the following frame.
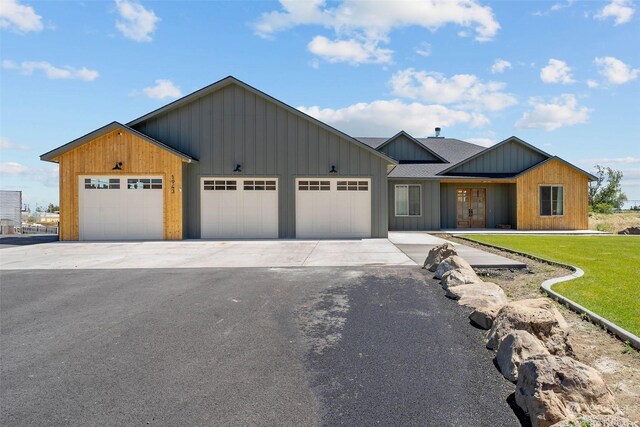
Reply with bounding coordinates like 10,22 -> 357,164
112,162 -> 123,170
233,164 -> 242,172
329,165 -> 337,173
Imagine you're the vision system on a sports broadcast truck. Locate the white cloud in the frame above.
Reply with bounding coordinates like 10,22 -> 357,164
534,0 -> 575,16
308,36 -> 392,64
491,59 -> 512,74
390,68 -> 517,112
114,0 -> 159,42
0,137 -> 29,150
0,161 -> 30,174
142,79 -> 182,100
540,59 -> 575,84
586,79 -> 599,88
298,99 -> 486,136
515,94 -> 590,131
0,161 -> 58,187
594,56 -> 639,84
415,42 -> 431,57
2,60 -> 99,81
466,137 -> 496,147
579,156 -> 640,165
594,0 -> 635,25
0,0 -> 43,33
254,0 -> 500,64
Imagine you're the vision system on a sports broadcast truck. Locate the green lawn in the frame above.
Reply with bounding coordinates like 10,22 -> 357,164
462,235 -> 640,337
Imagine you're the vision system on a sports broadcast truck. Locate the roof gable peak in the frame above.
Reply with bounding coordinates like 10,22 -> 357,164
377,130 -> 448,163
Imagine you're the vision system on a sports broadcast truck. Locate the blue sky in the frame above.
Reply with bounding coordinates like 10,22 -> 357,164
1,0 -> 639,209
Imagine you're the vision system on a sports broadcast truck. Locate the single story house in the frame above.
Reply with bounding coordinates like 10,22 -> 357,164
41,76 -> 595,241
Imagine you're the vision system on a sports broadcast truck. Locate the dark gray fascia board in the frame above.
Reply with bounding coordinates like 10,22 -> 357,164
126,76 -> 397,166
376,130 -> 448,163
388,177 -> 517,181
514,156 -> 597,181
40,121 -> 197,163
436,135 -> 552,176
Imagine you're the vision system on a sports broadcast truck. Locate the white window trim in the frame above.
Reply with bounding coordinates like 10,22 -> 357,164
395,184 -> 422,217
539,184 -> 565,217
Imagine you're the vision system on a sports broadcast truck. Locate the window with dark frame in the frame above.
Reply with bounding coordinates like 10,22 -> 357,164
337,180 -> 368,191
539,185 -> 564,216
244,180 -> 277,191
84,178 -> 120,189
203,180 -> 237,190
127,178 -> 163,190
395,184 -> 421,216
298,180 -> 330,191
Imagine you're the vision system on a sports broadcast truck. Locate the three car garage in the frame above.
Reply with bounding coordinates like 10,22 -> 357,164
41,77 -> 395,241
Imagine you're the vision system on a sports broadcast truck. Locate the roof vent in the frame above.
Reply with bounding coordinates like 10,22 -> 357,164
435,127 -> 441,137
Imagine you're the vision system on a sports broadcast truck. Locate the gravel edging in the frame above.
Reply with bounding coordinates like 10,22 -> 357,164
454,235 -> 640,351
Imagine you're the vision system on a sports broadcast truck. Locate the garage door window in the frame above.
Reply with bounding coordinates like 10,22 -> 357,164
244,180 -> 276,191
203,180 -> 237,190
84,178 -> 120,189
395,184 -> 421,216
127,178 -> 162,190
298,180 -> 330,191
337,180 -> 368,191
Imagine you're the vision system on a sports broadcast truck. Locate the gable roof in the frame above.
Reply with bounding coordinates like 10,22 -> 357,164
40,121 -> 197,163
127,75 -> 396,165
516,156 -> 598,181
375,131 -> 448,163
356,136 -> 486,178
437,136 -> 551,176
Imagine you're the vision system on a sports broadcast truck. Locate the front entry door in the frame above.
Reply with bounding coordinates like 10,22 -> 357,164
456,188 -> 486,228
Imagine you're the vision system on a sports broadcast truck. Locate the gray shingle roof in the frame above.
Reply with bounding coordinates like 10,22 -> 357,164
355,136 -> 486,178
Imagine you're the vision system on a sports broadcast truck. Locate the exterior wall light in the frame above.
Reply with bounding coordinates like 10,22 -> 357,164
329,165 -> 337,173
233,164 -> 242,172
112,162 -> 123,170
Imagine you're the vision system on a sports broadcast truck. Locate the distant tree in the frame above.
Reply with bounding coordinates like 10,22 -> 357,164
588,165 -> 627,213
46,203 -> 59,213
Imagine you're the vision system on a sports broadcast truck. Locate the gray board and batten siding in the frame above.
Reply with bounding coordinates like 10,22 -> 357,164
440,183 -> 517,229
387,180 -> 441,231
130,81 -> 394,239
442,139 -> 548,176
378,134 -> 443,162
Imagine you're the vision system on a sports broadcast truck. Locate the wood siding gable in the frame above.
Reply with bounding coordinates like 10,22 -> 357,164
516,158 -> 589,230
55,128 -> 184,240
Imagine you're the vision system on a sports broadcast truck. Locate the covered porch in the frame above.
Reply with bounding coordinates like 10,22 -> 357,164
440,181 -> 517,230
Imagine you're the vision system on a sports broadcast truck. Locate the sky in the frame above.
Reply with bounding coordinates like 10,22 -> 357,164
1,0 -> 639,209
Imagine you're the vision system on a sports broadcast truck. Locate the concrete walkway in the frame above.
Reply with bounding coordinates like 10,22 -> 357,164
0,239 -> 416,270
388,232 -> 526,269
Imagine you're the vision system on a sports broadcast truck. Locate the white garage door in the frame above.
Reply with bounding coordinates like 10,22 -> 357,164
79,176 -> 164,240
296,178 -> 371,238
201,178 -> 279,238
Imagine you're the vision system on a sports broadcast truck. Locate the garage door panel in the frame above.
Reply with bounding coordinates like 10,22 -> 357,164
296,178 -> 371,238
79,176 -> 163,240
201,178 -> 278,239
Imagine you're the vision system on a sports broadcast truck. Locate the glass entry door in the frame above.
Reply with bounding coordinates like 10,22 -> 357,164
456,188 -> 486,228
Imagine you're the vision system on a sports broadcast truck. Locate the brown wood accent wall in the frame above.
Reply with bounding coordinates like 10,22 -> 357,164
54,129 -> 184,240
516,158 -> 589,230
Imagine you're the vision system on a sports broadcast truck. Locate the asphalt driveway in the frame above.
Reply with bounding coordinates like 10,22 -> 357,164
1,267 -> 523,426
